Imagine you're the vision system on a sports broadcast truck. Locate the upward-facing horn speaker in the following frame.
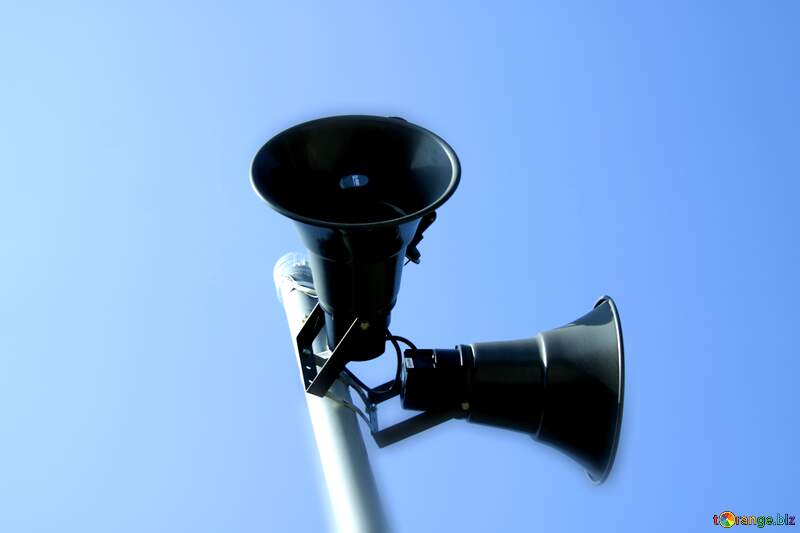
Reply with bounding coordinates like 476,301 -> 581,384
251,115 -> 460,362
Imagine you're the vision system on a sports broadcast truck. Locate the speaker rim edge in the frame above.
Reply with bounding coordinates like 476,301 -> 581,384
249,114 -> 462,230
587,295 -> 625,484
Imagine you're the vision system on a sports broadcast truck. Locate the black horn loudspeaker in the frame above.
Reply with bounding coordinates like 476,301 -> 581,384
401,296 -> 624,482
251,115 -> 460,362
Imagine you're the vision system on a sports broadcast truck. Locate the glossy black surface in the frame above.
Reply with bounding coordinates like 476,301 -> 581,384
251,115 -> 460,228
534,297 -> 624,483
251,116 -> 460,357
401,297 -> 624,482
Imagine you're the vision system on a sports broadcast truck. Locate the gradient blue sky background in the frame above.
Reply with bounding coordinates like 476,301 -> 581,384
1,1 -> 798,532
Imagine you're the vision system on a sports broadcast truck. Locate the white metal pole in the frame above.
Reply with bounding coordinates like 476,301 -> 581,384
274,253 -> 389,533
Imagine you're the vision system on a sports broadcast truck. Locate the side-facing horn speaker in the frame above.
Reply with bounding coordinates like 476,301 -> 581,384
401,296 -> 624,482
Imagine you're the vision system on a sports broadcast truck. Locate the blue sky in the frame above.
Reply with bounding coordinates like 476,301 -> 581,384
1,1 -> 798,532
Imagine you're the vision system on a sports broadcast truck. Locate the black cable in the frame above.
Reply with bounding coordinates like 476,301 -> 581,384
342,331 -> 407,398
388,334 -> 418,352
383,333 -> 403,391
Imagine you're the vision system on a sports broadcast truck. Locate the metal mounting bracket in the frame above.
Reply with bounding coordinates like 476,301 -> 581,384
296,302 -> 360,397
297,303 -> 461,444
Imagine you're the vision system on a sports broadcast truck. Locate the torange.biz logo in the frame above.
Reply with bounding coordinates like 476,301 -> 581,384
713,511 -> 796,528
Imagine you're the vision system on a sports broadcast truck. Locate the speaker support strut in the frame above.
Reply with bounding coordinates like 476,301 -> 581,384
296,303 -> 361,397
296,302 -> 460,445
